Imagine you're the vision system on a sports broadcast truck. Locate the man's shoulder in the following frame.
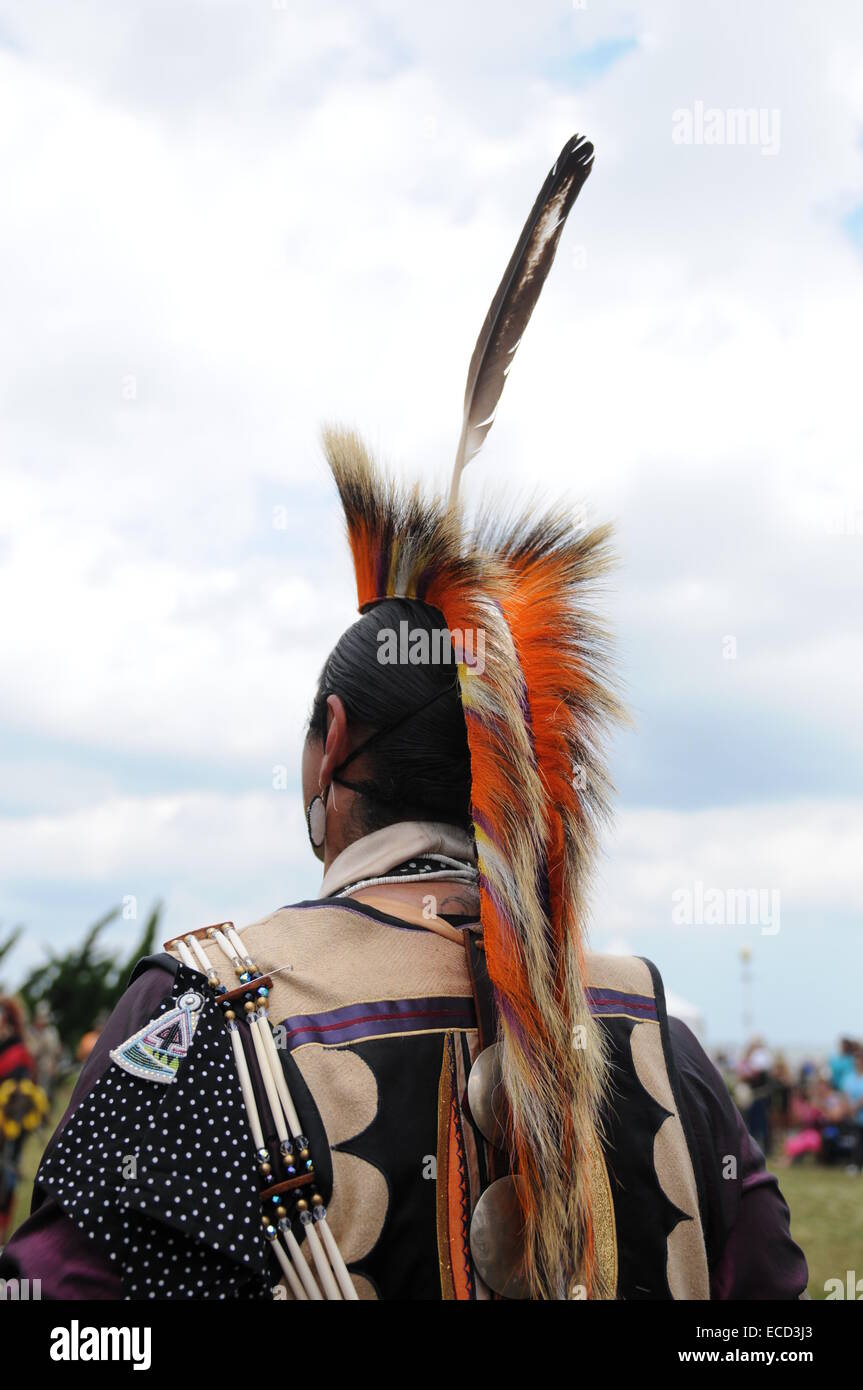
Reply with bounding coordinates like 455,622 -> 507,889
159,899 -> 473,1034
158,899 -> 383,971
584,950 -> 665,1019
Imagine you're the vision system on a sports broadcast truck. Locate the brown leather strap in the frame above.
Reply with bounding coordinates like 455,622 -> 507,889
346,887 -> 466,944
464,932 -> 497,1053
464,931 -> 510,1186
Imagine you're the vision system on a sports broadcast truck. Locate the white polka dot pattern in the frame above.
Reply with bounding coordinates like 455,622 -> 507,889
36,962 -> 275,1300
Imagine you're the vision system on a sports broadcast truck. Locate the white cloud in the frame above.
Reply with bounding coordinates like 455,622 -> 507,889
1,0 -> 861,1041
592,798 -> 863,934
0,790 -> 304,881
1,789 -> 323,977
4,788 -> 858,925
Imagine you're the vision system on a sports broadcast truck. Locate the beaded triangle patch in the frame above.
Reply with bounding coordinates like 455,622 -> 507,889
110,989 -> 205,1084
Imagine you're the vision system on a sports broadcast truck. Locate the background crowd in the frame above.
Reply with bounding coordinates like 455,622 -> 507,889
715,1035 -> 863,1171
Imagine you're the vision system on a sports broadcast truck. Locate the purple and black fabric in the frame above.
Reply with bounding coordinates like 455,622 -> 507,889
593,959 -> 806,1300
2,956 -> 274,1300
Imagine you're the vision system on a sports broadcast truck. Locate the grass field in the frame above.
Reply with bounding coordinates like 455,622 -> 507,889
8,1080 -> 862,1298
778,1162 -> 863,1299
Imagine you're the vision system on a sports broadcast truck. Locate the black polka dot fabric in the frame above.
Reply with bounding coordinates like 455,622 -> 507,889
36,963 -> 273,1300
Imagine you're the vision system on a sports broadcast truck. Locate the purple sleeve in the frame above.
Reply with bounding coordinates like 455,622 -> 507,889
0,1196 -> 124,1299
0,959 -> 175,1300
668,1018 -> 808,1300
709,1111 -> 809,1300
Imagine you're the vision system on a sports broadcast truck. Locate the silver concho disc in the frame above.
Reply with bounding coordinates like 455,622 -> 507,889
467,1041 -> 508,1149
469,1174 -> 530,1299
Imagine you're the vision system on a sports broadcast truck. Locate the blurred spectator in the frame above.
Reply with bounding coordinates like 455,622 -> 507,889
738,1037 -> 774,1153
771,1053 -> 792,1152
76,1018 -> 105,1064
779,1040 -> 862,1172
829,1037 -> 857,1092
28,1001 -> 63,1098
0,997 -> 37,1244
839,1048 -> 863,1170
0,999 -> 33,1083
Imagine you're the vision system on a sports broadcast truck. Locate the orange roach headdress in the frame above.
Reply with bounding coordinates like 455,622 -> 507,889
324,136 -> 624,1300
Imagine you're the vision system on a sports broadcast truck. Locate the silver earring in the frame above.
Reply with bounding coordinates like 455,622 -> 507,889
306,790 -> 327,849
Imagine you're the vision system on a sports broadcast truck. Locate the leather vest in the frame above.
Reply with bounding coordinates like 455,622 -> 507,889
35,899 -> 709,1300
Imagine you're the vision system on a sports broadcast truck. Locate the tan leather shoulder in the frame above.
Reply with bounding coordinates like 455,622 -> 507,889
165,900 -> 473,1036
584,950 -> 656,997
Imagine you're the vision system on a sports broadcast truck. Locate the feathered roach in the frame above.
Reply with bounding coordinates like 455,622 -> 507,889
323,135 -> 623,1300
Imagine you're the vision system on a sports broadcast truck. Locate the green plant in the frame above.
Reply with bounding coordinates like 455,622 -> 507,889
17,902 -> 162,1051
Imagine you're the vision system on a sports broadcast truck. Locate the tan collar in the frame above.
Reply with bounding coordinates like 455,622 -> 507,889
319,821 -> 476,898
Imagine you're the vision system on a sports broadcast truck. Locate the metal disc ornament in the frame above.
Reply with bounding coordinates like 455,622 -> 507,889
467,1041 -> 508,1149
469,1174 -> 530,1299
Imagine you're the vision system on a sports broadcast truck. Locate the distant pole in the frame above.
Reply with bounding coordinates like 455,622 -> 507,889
740,945 -> 753,1037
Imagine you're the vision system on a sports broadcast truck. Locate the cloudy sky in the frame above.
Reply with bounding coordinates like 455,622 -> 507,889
1,0 -> 861,1047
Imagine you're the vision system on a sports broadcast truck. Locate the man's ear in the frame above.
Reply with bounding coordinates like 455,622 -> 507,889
319,694 -> 351,786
